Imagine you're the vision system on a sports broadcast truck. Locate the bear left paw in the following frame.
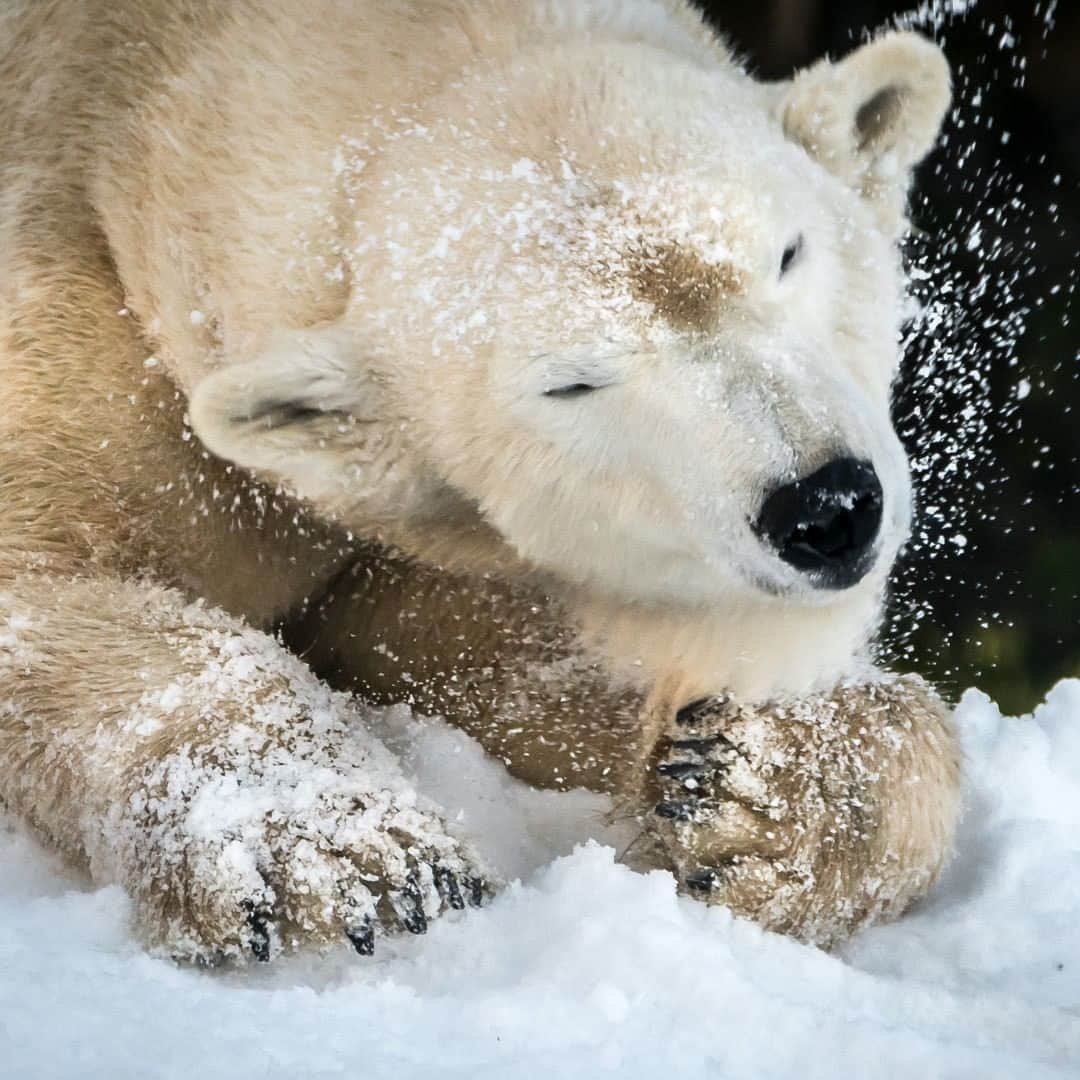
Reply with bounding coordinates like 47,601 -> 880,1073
636,678 -> 960,947
650,698 -> 806,922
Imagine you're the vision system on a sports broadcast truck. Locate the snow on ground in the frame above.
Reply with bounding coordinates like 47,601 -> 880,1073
2,680 -> 1080,1079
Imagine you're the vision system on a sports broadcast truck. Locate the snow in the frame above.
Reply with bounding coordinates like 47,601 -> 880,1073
3,681 -> 1080,1078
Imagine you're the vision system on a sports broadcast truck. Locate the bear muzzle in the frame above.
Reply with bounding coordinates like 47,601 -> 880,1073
752,457 -> 884,590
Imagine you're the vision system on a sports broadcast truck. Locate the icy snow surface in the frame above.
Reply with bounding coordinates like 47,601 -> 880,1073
2,680 -> 1079,1079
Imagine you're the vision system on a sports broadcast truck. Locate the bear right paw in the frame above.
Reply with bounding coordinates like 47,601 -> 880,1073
108,721 -> 494,964
121,788 -> 490,964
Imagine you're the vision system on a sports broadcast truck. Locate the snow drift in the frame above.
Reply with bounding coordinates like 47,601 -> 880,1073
2,680 -> 1079,1079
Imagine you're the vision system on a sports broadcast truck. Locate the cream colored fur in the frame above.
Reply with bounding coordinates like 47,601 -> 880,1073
0,0 -> 958,959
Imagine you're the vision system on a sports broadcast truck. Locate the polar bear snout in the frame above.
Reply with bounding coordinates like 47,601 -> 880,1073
753,457 -> 884,590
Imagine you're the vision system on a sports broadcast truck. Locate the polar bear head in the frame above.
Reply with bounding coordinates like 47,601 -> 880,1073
192,29 -> 950,696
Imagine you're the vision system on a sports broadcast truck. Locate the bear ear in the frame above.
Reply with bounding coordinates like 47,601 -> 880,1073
776,32 -> 951,230
188,323 -> 384,503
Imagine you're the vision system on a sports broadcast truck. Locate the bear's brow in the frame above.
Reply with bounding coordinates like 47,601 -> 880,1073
627,241 -> 744,333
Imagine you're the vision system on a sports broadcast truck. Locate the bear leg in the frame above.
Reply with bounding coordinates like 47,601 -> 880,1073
0,571 -> 489,962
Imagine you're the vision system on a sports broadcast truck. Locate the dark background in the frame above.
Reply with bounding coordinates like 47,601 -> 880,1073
697,0 -> 1078,712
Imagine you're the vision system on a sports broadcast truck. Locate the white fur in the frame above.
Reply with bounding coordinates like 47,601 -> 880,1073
0,0 -> 959,961
171,10 -> 952,698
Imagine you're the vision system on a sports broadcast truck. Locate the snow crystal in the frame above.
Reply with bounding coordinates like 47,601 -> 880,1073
2,681 -> 1078,1078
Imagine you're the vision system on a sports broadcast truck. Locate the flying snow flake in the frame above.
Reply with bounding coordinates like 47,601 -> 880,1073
881,0 -> 1075,689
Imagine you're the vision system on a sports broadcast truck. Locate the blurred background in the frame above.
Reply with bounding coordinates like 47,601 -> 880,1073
697,0 -> 1078,712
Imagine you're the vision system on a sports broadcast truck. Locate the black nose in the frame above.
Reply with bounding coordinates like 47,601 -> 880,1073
753,457 -> 883,589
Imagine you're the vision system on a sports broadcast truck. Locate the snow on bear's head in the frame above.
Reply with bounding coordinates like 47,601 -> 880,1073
192,31 -> 951,698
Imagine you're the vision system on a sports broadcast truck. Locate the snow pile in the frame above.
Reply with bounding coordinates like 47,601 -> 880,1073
2,681 -> 1079,1079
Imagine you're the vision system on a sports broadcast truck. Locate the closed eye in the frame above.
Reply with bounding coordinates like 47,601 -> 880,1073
780,234 -> 805,277
543,383 -> 605,399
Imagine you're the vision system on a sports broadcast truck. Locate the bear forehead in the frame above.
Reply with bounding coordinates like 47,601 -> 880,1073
626,241 -> 745,334
567,184 -> 756,335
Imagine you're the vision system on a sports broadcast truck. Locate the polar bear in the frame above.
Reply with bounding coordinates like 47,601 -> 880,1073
0,0 -> 959,961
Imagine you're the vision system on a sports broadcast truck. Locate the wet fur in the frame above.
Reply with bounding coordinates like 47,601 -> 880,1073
0,0 -> 958,957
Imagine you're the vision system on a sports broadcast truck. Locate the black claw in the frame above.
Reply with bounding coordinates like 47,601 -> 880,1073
669,735 -> 733,756
655,799 -> 697,821
250,928 -> 271,962
464,876 -> 486,908
685,868 -> 719,893
243,900 -> 272,962
401,908 -> 427,935
675,698 -> 713,726
656,760 -> 709,782
434,865 -> 466,911
394,872 -> 428,935
346,917 -> 376,957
